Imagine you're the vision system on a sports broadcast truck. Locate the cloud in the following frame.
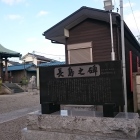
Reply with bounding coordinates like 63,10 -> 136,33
124,10 -> 140,36
1,0 -> 25,5
8,14 -> 23,20
37,11 -> 48,17
7,14 -> 23,20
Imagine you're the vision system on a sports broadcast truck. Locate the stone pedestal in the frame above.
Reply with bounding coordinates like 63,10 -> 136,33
22,111 -> 140,140
61,105 -> 96,111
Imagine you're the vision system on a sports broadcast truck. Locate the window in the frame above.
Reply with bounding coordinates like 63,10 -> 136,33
67,42 -> 92,64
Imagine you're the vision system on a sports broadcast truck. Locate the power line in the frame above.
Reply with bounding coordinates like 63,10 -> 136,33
33,51 -> 65,57
128,0 -> 140,35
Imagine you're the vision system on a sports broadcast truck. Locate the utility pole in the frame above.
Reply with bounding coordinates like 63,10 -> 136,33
120,0 -> 127,112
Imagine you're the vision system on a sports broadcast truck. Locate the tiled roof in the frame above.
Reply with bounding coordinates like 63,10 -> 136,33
22,53 -> 54,62
38,61 -> 65,67
3,63 -> 35,71
29,53 -> 53,61
3,62 -> 65,71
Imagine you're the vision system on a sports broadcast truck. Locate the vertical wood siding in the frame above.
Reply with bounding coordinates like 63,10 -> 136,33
66,18 -> 140,111
67,18 -> 117,62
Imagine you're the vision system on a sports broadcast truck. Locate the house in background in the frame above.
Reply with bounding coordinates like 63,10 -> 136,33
3,63 -> 36,83
2,52 -> 63,84
3,60 -> 64,85
21,52 -> 54,65
37,61 -> 65,89
3,60 -> 21,66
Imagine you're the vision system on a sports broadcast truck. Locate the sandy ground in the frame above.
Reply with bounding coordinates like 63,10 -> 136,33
0,92 -> 40,114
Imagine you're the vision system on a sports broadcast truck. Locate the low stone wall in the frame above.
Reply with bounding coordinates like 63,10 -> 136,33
22,111 -> 140,140
0,85 -> 12,95
22,129 -> 140,140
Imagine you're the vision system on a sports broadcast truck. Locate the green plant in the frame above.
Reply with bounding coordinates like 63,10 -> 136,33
21,77 -> 28,85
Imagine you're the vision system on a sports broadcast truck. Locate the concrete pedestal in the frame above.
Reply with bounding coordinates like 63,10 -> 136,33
22,111 -> 140,140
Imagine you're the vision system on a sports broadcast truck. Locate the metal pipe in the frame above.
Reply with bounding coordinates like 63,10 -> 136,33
109,12 -> 115,60
120,0 -> 127,112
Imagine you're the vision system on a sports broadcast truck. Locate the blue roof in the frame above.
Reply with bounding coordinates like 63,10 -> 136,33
3,63 -> 35,71
38,61 -> 65,67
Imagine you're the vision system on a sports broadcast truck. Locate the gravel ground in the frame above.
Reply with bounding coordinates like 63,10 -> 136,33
0,91 -> 40,140
0,92 -> 40,114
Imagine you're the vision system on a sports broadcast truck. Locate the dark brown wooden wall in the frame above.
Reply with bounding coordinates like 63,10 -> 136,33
11,71 -> 36,83
67,18 -> 118,62
125,36 -> 140,98
66,18 -> 140,111
11,71 -> 24,83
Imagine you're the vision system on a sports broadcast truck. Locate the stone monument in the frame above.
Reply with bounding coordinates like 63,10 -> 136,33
39,61 -> 124,117
22,61 -> 140,140
28,75 -> 38,95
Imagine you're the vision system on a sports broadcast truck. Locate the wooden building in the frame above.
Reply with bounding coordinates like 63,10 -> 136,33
42,6 -> 140,111
0,44 -> 21,82
3,63 -> 36,83
21,52 -> 54,66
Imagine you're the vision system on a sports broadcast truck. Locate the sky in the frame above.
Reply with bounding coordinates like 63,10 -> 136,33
0,0 -> 140,61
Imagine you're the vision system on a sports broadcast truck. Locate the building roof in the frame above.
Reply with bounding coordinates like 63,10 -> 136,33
3,61 -> 65,71
43,6 -> 140,51
0,44 -> 21,58
8,61 -> 21,65
21,52 -> 54,62
38,61 -> 65,67
3,63 -> 36,71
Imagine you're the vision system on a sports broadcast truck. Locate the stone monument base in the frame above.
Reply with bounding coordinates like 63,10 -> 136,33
61,104 -> 96,111
22,129 -> 140,140
22,111 -> 140,140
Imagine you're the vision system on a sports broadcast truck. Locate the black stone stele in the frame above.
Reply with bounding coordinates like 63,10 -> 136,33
103,103 -> 119,117
39,61 -> 124,117
41,103 -> 60,114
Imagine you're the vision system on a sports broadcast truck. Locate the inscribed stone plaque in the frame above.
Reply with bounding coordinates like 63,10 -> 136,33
39,61 -> 124,105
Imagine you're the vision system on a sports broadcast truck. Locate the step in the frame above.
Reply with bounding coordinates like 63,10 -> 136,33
3,83 -> 24,93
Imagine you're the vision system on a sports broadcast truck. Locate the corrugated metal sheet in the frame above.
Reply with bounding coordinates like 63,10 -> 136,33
3,63 -> 34,71
38,61 -> 65,67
